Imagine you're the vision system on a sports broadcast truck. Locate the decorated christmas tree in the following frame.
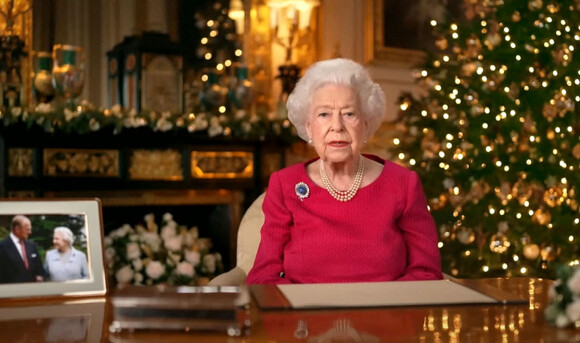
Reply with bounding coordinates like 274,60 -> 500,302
393,0 -> 580,278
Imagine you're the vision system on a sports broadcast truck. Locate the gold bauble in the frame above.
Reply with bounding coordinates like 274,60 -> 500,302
544,187 -> 564,207
573,143 -> 580,159
532,208 -> 552,226
495,182 -> 512,202
521,233 -> 532,246
457,227 -> 475,245
528,0 -> 543,11
439,224 -> 452,241
429,195 -> 447,210
540,243 -> 560,262
485,32 -> 502,48
542,103 -> 558,120
546,2 -> 560,13
435,36 -> 449,50
489,234 -> 511,254
512,11 -> 521,22
462,62 -> 478,77
465,35 -> 482,58
523,243 -> 540,260
420,130 -> 441,157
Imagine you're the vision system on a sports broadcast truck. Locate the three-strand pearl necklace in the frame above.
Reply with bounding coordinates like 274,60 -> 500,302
319,156 -> 365,202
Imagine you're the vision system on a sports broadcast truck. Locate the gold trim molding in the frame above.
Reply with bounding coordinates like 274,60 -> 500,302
129,149 -> 183,181
43,148 -> 119,177
8,148 -> 34,176
191,151 -> 253,179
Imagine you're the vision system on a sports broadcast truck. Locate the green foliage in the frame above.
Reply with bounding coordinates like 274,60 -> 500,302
0,103 -> 299,143
393,1 -> 580,278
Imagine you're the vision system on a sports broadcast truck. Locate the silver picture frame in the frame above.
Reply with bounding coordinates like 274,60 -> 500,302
0,199 -> 107,300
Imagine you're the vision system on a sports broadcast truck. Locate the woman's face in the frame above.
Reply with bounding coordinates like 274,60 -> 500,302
53,232 -> 69,251
306,84 -> 366,164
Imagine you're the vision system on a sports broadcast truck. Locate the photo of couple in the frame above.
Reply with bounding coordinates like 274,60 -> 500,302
0,215 -> 90,284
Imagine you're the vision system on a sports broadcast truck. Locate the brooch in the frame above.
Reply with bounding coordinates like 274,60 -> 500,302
294,182 -> 310,201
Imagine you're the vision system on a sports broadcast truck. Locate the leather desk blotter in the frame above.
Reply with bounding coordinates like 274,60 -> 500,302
250,279 -> 527,310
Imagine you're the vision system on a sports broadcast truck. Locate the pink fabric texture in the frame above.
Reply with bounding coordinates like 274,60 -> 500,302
246,155 -> 443,284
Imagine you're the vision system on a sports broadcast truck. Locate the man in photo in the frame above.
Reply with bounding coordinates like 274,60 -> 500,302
0,215 -> 45,283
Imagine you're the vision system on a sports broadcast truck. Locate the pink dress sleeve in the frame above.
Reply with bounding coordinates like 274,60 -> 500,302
395,172 -> 443,281
246,171 -> 293,284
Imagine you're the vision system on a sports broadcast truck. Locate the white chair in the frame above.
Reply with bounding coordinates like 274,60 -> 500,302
208,192 -> 265,286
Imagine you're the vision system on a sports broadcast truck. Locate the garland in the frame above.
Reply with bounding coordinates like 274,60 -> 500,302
0,102 -> 299,142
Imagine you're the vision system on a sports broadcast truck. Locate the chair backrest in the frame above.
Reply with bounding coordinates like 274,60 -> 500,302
236,192 -> 265,274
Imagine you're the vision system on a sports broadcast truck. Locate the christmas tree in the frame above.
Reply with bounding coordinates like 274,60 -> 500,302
393,0 -> 580,278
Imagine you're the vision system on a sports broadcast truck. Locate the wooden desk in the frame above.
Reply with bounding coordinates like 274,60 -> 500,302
0,278 -> 575,342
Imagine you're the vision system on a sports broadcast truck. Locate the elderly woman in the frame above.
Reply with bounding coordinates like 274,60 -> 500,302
246,58 -> 442,284
44,227 -> 89,281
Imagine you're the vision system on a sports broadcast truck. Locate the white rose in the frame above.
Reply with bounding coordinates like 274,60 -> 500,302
549,280 -> 561,300
115,265 -> 134,284
134,272 -> 144,285
176,261 -> 195,277
104,237 -> 113,247
144,213 -> 155,224
132,259 -> 143,271
105,247 -> 116,263
185,250 -> 201,266
203,254 -> 217,274
135,224 -> 147,234
163,213 -> 173,222
161,222 -> 178,241
183,232 -> 196,247
145,261 -> 166,280
164,235 -> 183,252
167,252 -> 181,266
565,300 -> 580,322
109,224 -> 133,239
89,118 -> 100,131
556,313 -> 571,328
140,232 -> 162,252
126,242 -> 141,260
569,269 -> 580,295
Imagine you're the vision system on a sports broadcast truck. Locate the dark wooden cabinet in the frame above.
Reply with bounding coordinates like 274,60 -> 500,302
0,125 -> 289,268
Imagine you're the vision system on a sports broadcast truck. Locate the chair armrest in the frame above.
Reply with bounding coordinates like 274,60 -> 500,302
208,267 -> 247,286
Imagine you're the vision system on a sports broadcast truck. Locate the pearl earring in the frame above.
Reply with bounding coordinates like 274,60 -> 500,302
308,139 -> 312,144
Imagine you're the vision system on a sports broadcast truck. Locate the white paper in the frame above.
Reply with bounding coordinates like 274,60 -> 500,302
277,280 -> 497,309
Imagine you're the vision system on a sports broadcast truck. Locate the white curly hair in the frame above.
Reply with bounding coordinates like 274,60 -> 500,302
54,226 -> 74,245
286,58 -> 386,142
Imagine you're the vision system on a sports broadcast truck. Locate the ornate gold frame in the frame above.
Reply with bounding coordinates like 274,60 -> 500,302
364,0 -> 426,67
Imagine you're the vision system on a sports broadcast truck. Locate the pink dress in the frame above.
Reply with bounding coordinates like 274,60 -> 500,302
246,155 -> 443,284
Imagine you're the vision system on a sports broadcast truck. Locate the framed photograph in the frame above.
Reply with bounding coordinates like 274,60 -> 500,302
0,199 -> 107,300
0,299 -> 106,342
366,0 -> 465,67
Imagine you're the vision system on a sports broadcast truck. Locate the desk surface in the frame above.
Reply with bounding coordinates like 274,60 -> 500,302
0,277 -> 575,342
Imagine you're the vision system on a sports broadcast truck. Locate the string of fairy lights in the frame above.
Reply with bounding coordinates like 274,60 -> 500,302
393,0 -> 580,278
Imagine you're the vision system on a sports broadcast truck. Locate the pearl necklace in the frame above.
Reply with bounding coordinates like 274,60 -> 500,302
319,156 -> 365,202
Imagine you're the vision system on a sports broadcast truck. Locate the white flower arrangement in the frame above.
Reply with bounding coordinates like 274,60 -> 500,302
104,213 -> 223,287
545,264 -> 580,328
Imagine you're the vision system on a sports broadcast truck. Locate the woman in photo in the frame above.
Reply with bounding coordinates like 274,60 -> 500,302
44,226 -> 89,281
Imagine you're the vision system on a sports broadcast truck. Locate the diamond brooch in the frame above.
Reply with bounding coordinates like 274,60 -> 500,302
295,182 -> 310,201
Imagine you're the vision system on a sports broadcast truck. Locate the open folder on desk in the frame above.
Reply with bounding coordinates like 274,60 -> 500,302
250,279 -> 528,310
